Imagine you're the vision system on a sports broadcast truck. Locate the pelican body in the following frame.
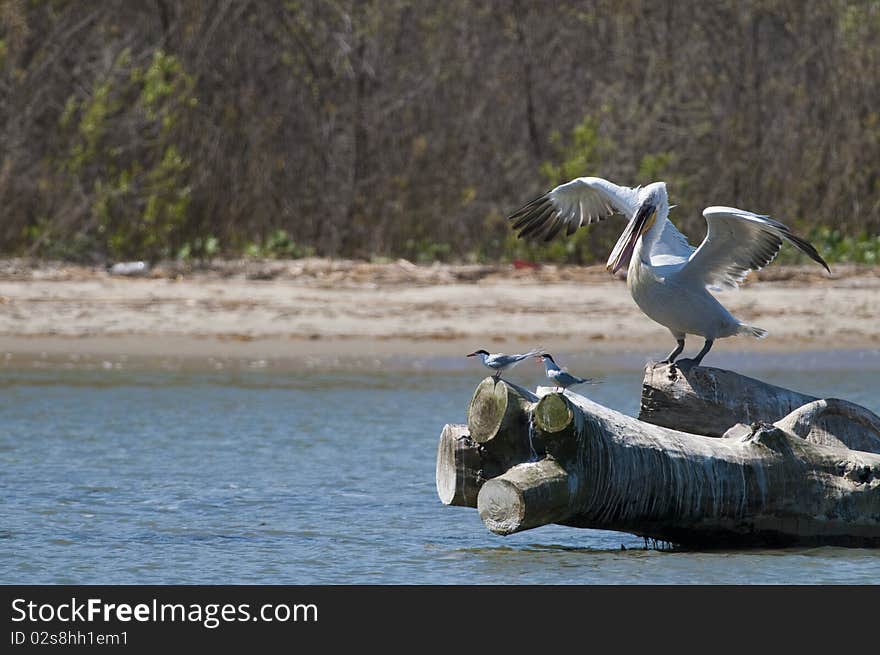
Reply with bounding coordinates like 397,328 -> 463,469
509,178 -> 830,367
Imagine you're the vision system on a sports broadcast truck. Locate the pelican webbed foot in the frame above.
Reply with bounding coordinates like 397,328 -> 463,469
673,358 -> 696,373
675,338 -> 714,372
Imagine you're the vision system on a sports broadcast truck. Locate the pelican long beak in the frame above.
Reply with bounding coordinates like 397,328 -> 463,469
606,202 -> 657,274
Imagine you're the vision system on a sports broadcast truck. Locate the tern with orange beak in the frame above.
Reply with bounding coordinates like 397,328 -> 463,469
509,177 -> 830,369
538,354 -> 597,391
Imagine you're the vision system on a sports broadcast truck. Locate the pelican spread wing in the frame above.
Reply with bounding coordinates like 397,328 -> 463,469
506,175 -> 832,367
508,177 -> 641,241
508,176 -> 693,265
681,206 -> 830,291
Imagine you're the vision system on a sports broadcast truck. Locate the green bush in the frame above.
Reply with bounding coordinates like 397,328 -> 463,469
404,238 -> 452,263
498,114 -> 618,264
539,115 -> 609,188
55,49 -> 197,261
244,230 -> 315,259
177,235 -> 220,261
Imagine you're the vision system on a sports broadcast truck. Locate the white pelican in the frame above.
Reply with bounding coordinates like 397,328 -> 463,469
467,348 -> 541,380
508,178 -> 830,368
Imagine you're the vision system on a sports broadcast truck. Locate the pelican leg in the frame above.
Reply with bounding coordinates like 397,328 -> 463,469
660,339 -> 685,364
676,339 -> 714,372
692,338 -> 714,366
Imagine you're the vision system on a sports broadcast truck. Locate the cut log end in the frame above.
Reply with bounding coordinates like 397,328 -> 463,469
466,378 -> 537,467
534,392 -> 572,434
477,460 -> 572,535
476,479 -> 525,535
435,423 -> 479,507
467,378 -> 512,443
534,392 -> 582,459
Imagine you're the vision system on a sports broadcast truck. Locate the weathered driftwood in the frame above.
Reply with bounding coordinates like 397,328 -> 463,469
640,362 -> 817,437
467,378 -> 538,459
483,389 -> 880,546
640,362 -> 880,453
436,379 -> 538,509
774,398 -> 880,454
435,424 -> 481,507
438,372 -> 880,548
477,459 -> 570,534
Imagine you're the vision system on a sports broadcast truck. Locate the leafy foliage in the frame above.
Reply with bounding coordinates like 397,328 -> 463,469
53,49 -> 197,261
1,2 -> 878,264
244,230 -> 315,260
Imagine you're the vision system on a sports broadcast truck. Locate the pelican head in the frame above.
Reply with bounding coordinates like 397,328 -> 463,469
606,183 -> 668,274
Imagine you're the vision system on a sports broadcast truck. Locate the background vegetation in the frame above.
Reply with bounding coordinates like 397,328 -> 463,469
1,0 -> 879,264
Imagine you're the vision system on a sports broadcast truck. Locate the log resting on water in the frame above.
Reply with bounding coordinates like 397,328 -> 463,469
437,370 -> 880,548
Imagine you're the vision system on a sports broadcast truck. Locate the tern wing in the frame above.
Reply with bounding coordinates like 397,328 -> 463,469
680,207 -> 830,291
488,349 -> 541,369
510,348 -> 542,364
508,177 -> 641,242
556,371 -> 595,386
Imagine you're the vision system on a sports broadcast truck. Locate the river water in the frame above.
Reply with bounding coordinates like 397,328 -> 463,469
2,350 -> 879,584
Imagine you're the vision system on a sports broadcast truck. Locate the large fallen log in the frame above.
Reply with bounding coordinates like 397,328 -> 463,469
640,362 -> 880,453
438,371 -> 880,548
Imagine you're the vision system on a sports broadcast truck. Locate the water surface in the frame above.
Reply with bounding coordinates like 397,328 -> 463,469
2,350 -> 879,584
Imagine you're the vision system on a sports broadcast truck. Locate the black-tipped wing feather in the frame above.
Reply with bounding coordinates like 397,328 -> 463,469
682,206 -> 830,290
507,177 -> 641,242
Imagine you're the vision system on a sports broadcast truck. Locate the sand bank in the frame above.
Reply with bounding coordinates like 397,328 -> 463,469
0,258 -> 877,364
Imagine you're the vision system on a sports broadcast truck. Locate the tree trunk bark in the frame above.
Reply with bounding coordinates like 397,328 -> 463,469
773,398 -> 880,454
487,388 -> 880,546
438,369 -> 880,548
640,362 -> 880,453
640,362 -> 818,436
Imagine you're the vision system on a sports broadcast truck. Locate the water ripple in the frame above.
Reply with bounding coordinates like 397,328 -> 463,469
1,360 -> 879,583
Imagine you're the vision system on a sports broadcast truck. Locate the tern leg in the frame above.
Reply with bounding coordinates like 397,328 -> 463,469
660,338 -> 685,364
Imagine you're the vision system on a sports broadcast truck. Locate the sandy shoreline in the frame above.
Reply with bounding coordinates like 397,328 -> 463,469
0,258 -> 878,365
